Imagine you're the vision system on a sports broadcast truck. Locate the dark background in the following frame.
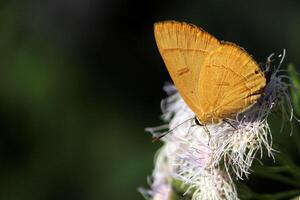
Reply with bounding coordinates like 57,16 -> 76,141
0,0 -> 299,200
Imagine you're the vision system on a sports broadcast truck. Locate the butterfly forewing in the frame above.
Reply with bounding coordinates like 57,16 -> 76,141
154,21 -> 220,115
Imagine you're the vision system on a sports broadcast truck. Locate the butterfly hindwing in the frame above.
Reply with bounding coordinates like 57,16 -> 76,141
198,43 -> 266,122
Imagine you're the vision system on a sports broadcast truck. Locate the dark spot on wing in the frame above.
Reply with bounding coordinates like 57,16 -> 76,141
177,67 -> 190,76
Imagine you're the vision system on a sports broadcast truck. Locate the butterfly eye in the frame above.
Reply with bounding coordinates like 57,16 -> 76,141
194,117 -> 203,126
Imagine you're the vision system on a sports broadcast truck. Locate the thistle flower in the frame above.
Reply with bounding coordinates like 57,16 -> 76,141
186,169 -> 237,200
143,51 -> 296,200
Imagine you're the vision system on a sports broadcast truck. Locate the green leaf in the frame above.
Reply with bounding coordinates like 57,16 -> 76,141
288,64 -> 300,116
169,179 -> 194,200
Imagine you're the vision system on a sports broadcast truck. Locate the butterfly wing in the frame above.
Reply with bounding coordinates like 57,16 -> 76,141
154,21 -> 220,116
197,43 -> 266,123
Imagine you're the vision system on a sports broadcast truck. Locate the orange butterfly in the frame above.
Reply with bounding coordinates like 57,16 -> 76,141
154,21 -> 266,124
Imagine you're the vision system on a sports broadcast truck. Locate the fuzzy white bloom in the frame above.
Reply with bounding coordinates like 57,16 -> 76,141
186,169 -> 237,200
210,119 -> 273,179
150,146 -> 173,200
146,84 -> 239,200
139,144 -> 173,200
143,51 -> 295,200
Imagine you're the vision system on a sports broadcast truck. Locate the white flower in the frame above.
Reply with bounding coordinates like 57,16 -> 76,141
143,50 -> 295,200
210,119 -> 274,179
186,169 -> 238,200
139,145 -> 172,200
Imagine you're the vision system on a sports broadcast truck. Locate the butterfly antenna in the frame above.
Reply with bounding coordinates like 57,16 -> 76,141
152,117 -> 195,142
264,52 -> 276,73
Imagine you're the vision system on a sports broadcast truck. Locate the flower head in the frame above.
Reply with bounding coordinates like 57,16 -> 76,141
143,51 -> 296,200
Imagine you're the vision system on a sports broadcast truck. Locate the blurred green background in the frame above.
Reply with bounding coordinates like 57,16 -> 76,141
0,0 -> 300,200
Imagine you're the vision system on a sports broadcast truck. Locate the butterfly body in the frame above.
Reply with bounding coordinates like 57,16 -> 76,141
154,21 -> 266,124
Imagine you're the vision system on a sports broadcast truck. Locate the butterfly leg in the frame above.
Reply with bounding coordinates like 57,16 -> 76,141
203,124 -> 211,135
223,118 -> 237,130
